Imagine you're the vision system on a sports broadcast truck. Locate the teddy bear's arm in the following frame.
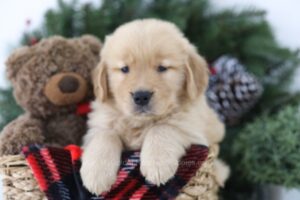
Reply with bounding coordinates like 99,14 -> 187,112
0,113 -> 45,156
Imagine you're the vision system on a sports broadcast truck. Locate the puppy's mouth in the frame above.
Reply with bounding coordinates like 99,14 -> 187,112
134,105 -> 153,115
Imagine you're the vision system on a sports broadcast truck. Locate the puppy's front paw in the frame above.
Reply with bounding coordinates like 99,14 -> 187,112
140,154 -> 178,186
80,159 -> 119,195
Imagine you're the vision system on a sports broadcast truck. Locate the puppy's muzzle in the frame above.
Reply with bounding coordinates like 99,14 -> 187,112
131,91 -> 153,106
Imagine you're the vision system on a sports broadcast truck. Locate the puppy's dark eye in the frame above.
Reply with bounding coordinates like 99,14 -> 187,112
121,66 -> 129,73
157,65 -> 168,73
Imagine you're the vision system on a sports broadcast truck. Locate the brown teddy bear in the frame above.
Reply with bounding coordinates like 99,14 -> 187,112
0,35 -> 101,156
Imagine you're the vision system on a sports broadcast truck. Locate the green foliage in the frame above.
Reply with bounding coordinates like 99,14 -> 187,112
233,105 -> 300,187
20,31 -> 43,46
0,88 -> 23,131
25,0 -> 299,115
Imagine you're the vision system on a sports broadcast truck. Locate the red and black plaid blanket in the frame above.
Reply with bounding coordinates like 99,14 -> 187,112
23,144 -> 208,200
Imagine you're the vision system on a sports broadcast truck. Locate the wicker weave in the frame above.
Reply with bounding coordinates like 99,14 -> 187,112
0,147 -> 219,200
177,145 -> 219,200
0,155 -> 46,200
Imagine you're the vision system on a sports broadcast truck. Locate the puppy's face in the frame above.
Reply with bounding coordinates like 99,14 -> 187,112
94,19 -> 208,118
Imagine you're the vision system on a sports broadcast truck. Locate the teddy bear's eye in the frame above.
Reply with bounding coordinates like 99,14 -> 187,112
121,66 -> 130,74
157,65 -> 168,73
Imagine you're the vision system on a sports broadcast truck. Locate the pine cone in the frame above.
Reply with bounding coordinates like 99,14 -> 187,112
207,56 -> 263,125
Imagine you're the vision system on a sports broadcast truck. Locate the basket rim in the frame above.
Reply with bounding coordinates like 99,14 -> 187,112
0,146 -> 220,199
0,154 -> 27,168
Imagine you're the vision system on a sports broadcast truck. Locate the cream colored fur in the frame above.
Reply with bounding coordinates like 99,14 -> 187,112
80,19 -> 229,195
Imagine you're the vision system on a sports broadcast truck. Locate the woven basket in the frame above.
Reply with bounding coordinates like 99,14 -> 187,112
177,145 -> 219,200
0,146 -> 219,200
0,155 -> 46,200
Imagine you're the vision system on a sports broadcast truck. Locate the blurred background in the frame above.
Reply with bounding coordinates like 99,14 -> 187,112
0,0 -> 299,199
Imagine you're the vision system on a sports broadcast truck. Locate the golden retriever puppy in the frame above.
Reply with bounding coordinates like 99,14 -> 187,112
80,19 -> 228,195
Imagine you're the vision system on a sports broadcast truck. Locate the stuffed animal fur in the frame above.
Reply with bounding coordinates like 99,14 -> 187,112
0,35 -> 101,156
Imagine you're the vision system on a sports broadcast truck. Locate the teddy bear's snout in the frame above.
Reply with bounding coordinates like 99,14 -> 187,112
44,72 -> 88,106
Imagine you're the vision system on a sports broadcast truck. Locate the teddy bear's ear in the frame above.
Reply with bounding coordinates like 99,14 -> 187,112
80,35 -> 102,57
5,46 -> 33,83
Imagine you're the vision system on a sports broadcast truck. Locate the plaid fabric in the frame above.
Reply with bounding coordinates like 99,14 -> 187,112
23,144 -> 208,200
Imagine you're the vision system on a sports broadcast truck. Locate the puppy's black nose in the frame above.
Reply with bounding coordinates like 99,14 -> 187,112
132,91 -> 153,106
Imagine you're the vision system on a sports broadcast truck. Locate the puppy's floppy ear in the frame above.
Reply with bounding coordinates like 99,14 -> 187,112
185,46 -> 209,100
93,61 -> 108,102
